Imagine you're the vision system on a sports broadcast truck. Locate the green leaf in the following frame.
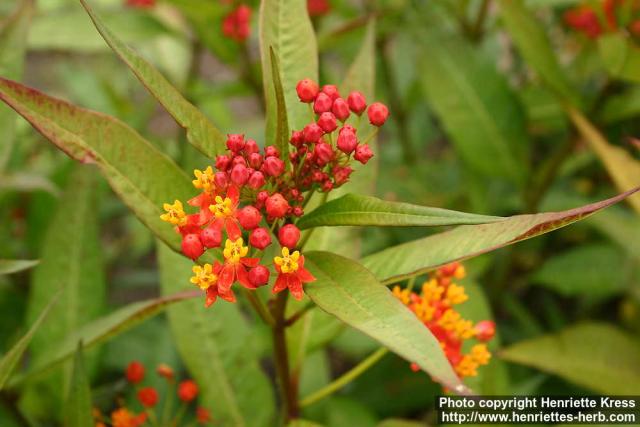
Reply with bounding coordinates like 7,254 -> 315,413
22,166 -> 104,415
377,420 -> 426,427
158,243 -> 275,427
297,193 -> 502,229
532,244 -> 628,297
270,46 -> 290,167
0,0 -> 32,172
304,252 -> 468,394
0,77 -> 193,252
600,85 -> 640,124
566,107 -> 640,214
63,343 -> 93,427
0,259 -> 39,275
415,9 -> 528,184
496,0 -> 580,105
259,0 -> 318,143
598,33 -> 640,83
0,292 -> 59,390
361,189 -> 638,283
500,323 -> 640,394
79,0 -> 226,158
10,291 -> 198,388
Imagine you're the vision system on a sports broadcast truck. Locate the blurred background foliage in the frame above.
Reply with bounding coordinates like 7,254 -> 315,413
1,0 -> 639,425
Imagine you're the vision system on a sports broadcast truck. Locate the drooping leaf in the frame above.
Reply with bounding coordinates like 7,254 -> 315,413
598,33 -> 640,83
63,343 -> 93,427
416,7 -> 529,184
297,193 -> 502,229
0,0 -> 32,172
79,0 -> 226,158
158,243 -> 274,427
270,47 -> 290,167
500,323 -> 640,394
304,252 -> 468,394
21,166 -> 104,416
10,291 -> 198,388
0,77 -> 193,252
0,259 -> 39,275
0,292 -> 59,391
496,0 -> 580,105
361,189 -> 638,283
566,107 -> 640,214
259,0 -> 318,144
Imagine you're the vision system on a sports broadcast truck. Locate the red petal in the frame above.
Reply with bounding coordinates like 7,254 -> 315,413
227,185 -> 240,204
219,287 -> 237,303
241,257 -> 260,268
296,266 -> 316,283
188,193 -> 204,207
226,219 -> 242,240
288,275 -> 304,300
236,265 -> 255,289
218,265 -> 235,292
205,287 -> 218,307
272,273 -> 288,294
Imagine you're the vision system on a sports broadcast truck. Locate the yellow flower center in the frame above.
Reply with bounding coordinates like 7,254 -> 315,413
209,196 -> 234,218
274,247 -> 300,273
192,166 -> 216,192
223,238 -> 248,263
190,264 -> 218,290
160,200 -> 187,226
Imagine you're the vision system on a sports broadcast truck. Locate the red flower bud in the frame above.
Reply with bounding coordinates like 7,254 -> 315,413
235,4 -> 252,23
347,91 -> 367,115
296,78 -> 320,103
126,361 -> 145,384
292,206 -> 304,217
138,387 -> 159,407
474,320 -> 496,342
215,155 -> 231,171
263,156 -> 285,177
367,102 -> 389,126
332,165 -> 353,186
331,97 -> 350,122
197,408 -> 211,424
307,0 -> 330,17
178,380 -> 198,402
257,190 -> 269,204
156,364 -> 174,380
248,265 -> 270,286
322,84 -> 340,100
201,225 -> 222,248
314,142 -> 334,166
182,234 -> 204,260
303,123 -> 324,143
249,227 -> 272,249
322,180 -> 333,192
244,138 -> 259,154
226,134 -> 245,152
248,152 -> 263,169
354,143 -> 374,164
238,206 -> 262,230
317,112 -> 338,133
290,130 -> 304,147
230,164 -> 250,186
232,155 -> 247,167
248,171 -> 266,189
214,171 -> 229,189
278,224 -> 301,249
313,92 -> 333,114
266,193 -> 289,218
337,127 -> 358,154
264,145 -> 280,158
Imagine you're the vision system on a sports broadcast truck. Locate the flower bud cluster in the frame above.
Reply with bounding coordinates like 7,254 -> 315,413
564,0 -> 640,38
222,4 -> 252,42
393,262 -> 495,380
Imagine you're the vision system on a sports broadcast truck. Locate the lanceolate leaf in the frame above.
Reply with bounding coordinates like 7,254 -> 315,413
79,0 -> 226,158
22,166 -> 104,415
0,259 -> 39,275
297,193 -> 502,229
270,47 -> 290,167
500,323 -> 640,394
0,77 -> 192,252
0,292 -> 59,390
598,33 -> 640,83
158,243 -> 274,427
10,291 -> 198,388
64,344 -> 93,427
0,0 -> 33,171
304,252 -> 468,394
361,189 -> 638,283
260,0 -> 318,144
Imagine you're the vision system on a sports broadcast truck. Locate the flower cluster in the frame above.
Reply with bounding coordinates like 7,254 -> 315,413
308,0 -> 330,17
93,361 -> 211,427
393,262 -> 495,380
161,79 -> 388,307
124,0 -> 155,9
222,3 -> 252,42
564,0 -> 640,38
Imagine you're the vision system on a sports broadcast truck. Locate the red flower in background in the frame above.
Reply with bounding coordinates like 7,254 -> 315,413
564,0 -> 640,38
125,0 -> 155,9
223,4 -> 252,42
308,0 -> 330,17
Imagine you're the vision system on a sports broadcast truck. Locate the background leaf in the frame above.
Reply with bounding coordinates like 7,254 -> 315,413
304,252 -> 468,394
158,242 -> 275,427
63,343 -> 93,427
598,33 -> 640,83
0,259 -> 38,275
500,323 -> 640,394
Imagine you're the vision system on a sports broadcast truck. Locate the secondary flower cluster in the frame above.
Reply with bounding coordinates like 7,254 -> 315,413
393,262 -> 495,380
222,3 -> 252,42
161,79 -> 388,307
564,0 -> 640,38
93,361 -> 211,427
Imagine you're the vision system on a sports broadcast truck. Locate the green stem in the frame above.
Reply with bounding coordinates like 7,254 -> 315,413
160,379 -> 175,425
242,288 -> 275,326
299,348 -> 389,407
271,292 -> 298,422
